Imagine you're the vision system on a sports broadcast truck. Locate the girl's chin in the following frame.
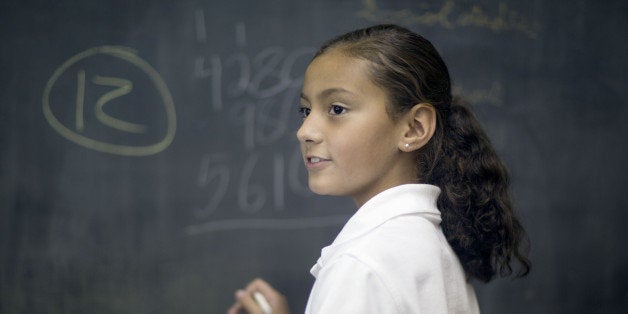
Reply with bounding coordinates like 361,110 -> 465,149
308,185 -> 330,196
307,181 -> 342,197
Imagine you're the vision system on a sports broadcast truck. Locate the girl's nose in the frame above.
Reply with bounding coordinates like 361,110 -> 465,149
296,114 -> 322,144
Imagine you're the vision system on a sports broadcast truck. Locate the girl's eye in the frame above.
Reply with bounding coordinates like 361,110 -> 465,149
298,107 -> 311,118
329,104 -> 347,115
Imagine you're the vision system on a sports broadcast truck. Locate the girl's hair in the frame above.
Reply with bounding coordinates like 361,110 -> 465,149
316,24 -> 530,282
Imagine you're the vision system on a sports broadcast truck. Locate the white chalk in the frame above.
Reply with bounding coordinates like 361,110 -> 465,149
253,291 -> 273,314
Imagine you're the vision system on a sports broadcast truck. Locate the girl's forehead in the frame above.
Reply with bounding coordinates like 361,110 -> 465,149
305,52 -> 373,87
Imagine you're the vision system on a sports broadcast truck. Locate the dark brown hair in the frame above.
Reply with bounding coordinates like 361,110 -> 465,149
316,24 -> 530,282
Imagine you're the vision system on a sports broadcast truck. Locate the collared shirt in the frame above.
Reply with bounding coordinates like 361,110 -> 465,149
305,184 -> 479,314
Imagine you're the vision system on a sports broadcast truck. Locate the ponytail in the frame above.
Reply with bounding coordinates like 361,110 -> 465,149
422,97 -> 531,282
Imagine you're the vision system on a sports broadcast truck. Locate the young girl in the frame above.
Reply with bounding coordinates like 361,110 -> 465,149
228,24 -> 530,314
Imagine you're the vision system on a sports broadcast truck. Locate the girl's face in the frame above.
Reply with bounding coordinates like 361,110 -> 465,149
297,50 -> 417,206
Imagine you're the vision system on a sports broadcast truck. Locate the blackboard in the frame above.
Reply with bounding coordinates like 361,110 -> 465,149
1,0 -> 627,313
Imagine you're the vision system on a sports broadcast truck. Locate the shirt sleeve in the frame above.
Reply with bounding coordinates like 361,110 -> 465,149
306,254 -> 401,314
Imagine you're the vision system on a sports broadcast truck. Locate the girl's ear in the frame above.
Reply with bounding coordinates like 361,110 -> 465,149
398,103 -> 436,152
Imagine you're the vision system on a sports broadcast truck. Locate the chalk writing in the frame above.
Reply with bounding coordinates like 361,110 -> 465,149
192,146 -> 309,220
195,47 -> 314,110
42,46 -> 176,156
75,69 -> 86,131
194,9 -> 207,44
238,153 -> 266,213
195,153 -> 231,218
92,75 -> 146,134
184,20 -> 345,234
359,0 -> 541,39
194,22 -> 315,149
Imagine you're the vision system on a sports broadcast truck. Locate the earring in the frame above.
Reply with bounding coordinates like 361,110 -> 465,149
404,143 -> 410,149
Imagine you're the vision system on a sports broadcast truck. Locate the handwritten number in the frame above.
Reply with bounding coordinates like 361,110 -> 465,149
75,69 -> 86,131
238,153 -> 266,213
196,154 -> 230,218
73,72 -> 147,134
92,76 -> 147,134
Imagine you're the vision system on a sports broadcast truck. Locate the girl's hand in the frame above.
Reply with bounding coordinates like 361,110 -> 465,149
227,278 -> 290,314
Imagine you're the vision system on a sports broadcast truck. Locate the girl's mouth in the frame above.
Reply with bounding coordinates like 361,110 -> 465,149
306,156 -> 330,168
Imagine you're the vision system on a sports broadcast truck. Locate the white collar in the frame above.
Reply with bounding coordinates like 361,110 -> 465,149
311,184 -> 442,276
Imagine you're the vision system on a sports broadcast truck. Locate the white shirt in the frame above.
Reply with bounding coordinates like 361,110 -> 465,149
305,184 -> 479,314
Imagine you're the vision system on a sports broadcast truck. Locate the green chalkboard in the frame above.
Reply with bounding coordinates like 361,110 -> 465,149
1,0 -> 627,313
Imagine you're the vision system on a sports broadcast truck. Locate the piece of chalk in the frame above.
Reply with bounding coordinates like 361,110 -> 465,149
253,291 -> 273,314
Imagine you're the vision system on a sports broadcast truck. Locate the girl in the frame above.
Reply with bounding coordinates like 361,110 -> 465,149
228,24 -> 530,314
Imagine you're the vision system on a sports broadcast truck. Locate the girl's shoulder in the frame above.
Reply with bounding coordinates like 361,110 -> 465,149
340,214 -> 448,273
